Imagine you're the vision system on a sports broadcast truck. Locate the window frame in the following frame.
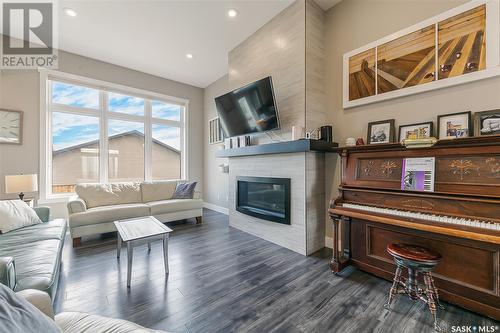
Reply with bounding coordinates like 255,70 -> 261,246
39,69 -> 189,201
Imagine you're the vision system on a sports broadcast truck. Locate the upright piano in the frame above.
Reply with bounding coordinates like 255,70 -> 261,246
329,136 -> 500,319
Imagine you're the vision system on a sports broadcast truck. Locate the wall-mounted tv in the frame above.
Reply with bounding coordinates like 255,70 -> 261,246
215,76 -> 279,138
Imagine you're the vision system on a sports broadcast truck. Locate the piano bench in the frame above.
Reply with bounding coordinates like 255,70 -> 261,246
385,243 -> 444,331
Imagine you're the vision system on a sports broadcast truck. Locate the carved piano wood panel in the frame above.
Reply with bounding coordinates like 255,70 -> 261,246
437,156 -> 500,184
343,140 -> 500,197
351,219 -> 500,318
356,158 -> 402,181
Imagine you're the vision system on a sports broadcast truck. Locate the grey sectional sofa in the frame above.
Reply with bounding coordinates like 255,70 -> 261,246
0,207 -> 66,300
67,181 -> 203,247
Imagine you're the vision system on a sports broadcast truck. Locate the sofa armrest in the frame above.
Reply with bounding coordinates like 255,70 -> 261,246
0,257 -> 16,290
16,289 -> 55,319
67,197 -> 87,215
34,206 -> 50,222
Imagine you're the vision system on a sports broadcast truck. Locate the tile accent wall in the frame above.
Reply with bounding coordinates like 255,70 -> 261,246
228,152 -> 325,255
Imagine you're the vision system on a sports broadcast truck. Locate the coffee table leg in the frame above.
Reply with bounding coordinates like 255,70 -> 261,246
127,242 -> 133,288
163,234 -> 169,275
117,234 -> 122,259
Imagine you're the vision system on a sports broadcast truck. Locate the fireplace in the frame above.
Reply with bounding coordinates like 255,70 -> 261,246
236,176 -> 291,225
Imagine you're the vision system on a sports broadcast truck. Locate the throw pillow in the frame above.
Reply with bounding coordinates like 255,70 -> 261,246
0,284 -> 60,333
171,182 -> 197,199
0,200 -> 42,234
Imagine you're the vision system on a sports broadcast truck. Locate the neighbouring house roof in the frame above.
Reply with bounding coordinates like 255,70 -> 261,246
53,130 -> 180,156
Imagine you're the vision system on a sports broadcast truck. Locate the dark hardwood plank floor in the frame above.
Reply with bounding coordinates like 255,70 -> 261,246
54,209 -> 498,332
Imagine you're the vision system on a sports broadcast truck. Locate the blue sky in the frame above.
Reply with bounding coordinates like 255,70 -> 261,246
52,82 -> 182,151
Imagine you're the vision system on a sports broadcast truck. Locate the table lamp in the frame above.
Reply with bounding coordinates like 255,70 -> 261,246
5,174 -> 38,200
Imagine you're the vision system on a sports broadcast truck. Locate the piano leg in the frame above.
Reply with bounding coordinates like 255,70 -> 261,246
330,215 -> 350,273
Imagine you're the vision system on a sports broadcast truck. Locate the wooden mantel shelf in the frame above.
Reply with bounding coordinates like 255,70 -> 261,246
215,139 -> 339,158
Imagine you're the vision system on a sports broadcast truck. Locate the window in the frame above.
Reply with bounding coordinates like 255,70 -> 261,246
43,74 -> 187,198
51,112 -> 100,194
108,119 -> 145,182
109,92 -> 144,116
152,124 -> 181,180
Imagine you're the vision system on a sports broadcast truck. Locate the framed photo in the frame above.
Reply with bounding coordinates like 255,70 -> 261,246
208,117 -> 224,144
367,119 -> 395,144
0,109 -> 23,145
474,109 -> 500,136
437,111 -> 472,139
398,122 -> 433,141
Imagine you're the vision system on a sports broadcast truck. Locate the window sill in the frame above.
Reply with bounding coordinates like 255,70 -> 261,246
38,195 -> 73,205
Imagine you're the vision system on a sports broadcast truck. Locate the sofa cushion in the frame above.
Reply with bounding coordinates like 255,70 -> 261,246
0,219 -> 66,248
141,181 -> 178,203
0,220 -> 66,296
0,284 -> 60,333
0,200 -> 42,234
68,203 -> 150,228
75,182 -> 142,208
55,312 -> 167,333
171,182 -> 197,199
147,199 -> 203,215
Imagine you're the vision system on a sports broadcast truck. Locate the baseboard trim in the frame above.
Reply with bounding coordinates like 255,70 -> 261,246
203,202 -> 229,215
325,236 -> 333,249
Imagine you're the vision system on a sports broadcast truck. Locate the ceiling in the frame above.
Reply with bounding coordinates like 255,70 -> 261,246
56,0 -> 294,88
314,0 -> 343,11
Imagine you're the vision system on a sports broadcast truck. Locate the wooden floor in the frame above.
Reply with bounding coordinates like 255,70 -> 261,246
54,209 -> 497,332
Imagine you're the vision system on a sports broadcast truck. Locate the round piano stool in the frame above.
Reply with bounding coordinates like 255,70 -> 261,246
384,243 -> 444,331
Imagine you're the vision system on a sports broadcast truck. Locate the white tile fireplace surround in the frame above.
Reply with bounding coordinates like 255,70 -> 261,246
228,152 -> 326,255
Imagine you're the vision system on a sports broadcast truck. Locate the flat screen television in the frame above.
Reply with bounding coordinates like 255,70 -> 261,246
215,76 -> 279,137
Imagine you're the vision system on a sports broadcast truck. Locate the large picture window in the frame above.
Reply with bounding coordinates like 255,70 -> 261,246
44,73 -> 187,197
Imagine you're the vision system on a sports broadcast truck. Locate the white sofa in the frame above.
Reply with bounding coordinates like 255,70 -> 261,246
67,181 -> 203,247
13,288 -> 167,332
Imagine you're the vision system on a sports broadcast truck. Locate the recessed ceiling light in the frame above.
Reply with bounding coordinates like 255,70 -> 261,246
227,9 -> 238,18
186,53 -> 193,59
63,7 -> 77,17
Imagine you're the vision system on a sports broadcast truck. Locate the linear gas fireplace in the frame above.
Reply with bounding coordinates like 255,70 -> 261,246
236,176 -> 291,225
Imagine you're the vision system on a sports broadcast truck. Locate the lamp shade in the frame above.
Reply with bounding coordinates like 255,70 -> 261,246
5,174 -> 38,193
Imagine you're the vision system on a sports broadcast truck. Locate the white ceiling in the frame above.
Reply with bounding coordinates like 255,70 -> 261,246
57,0 -> 294,88
314,0 -> 343,11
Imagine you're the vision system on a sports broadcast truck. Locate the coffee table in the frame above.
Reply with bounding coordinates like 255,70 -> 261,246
114,216 -> 172,288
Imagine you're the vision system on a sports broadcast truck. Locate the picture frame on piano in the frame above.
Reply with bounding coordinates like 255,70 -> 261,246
437,111 -> 472,140
474,109 -> 500,136
398,121 -> 434,142
367,119 -> 395,144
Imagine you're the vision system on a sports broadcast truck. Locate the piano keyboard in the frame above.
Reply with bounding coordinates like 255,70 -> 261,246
342,203 -> 500,231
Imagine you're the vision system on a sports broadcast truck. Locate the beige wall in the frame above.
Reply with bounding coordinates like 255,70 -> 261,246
203,75 -> 229,209
305,0 -> 327,131
323,0 -> 500,237
0,50 -> 204,218
0,70 -> 39,200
